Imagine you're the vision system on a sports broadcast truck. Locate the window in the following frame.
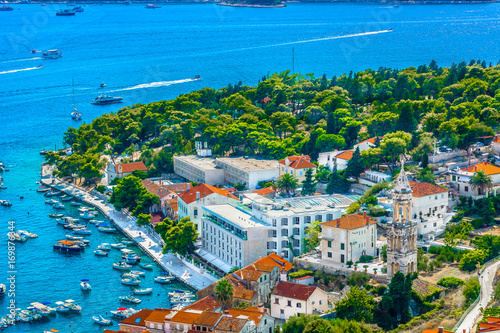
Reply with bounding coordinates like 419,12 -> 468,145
282,240 -> 289,248
315,215 -> 322,222
340,243 -> 345,250
457,184 -> 460,191
287,300 -> 292,306
267,242 -> 277,250
281,218 -> 288,226
297,303 -> 301,308
293,239 -> 300,247
341,254 -> 345,263
293,217 -> 300,225
281,229 -> 288,237
465,186 -> 469,192
435,195 -> 437,200
300,171 -> 303,176
282,250 -> 288,258
275,298 -> 279,304
293,228 -> 300,236
319,300 -> 322,305
282,166 -> 284,171
327,241 -> 332,248
326,213 -> 333,221
441,194 -> 445,198
452,175 -> 456,181
194,208 -> 198,217
327,252 -> 332,258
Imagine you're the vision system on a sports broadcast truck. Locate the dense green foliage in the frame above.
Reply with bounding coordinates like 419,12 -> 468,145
437,277 -> 464,289
288,269 -> 314,279
463,277 -> 480,305
279,315 -> 374,333
109,175 -> 159,216
335,286 -> 376,322
154,217 -> 197,256
215,278 -> 234,310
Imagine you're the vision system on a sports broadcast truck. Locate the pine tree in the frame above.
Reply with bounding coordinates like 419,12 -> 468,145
345,147 -> 364,178
301,168 -> 317,196
326,161 -> 348,194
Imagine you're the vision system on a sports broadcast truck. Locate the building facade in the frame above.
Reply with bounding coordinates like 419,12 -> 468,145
448,162 -> 500,198
173,155 -> 224,186
317,150 -> 353,172
106,161 -> 148,184
387,164 -> 418,279
320,212 -> 378,266
278,155 -> 316,184
270,281 -> 328,320
216,157 -> 279,190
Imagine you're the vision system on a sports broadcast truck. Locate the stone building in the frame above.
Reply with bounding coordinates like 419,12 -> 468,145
387,161 -> 418,280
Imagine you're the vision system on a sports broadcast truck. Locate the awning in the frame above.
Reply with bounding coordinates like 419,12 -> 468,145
195,248 -> 232,273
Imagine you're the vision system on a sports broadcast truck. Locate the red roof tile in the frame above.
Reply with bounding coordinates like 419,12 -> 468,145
322,213 -> 376,230
216,316 -> 248,332
179,183 -> 238,205
145,309 -> 173,323
120,309 -> 153,327
226,308 -> 265,326
116,161 -> 147,173
252,187 -> 275,195
408,181 -> 449,197
272,281 -> 319,301
184,295 -> 221,312
358,137 -> 378,145
192,312 -> 223,326
335,150 -> 354,161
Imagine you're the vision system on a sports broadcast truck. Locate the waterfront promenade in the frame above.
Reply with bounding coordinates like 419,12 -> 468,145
40,166 -> 217,291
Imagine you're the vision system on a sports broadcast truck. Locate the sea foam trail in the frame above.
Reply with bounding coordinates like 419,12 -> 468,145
0,66 -> 43,74
231,30 -> 392,52
0,57 -> 41,64
106,78 -> 196,92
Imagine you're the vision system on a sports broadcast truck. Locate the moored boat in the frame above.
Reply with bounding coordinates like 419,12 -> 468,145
154,275 -> 174,284
92,315 -> 112,325
94,249 -> 108,256
80,211 -> 96,220
53,202 -> 65,209
98,243 -> 111,251
110,307 -> 138,319
45,198 -> 58,204
53,240 -> 83,252
121,277 -> 140,286
63,299 -> 81,312
0,199 -> 12,206
113,262 -> 131,271
61,195 -> 73,201
0,6 -> 14,11
139,263 -> 154,270
45,189 -> 61,197
133,287 -> 152,295
70,200 -> 81,206
18,230 -> 38,238
119,295 -> 141,304
80,279 -> 91,291
49,213 -> 64,218
73,6 -> 84,12
8,232 -> 28,242
54,301 -> 70,313
56,9 -> 75,16
130,270 -> 145,277
111,243 -> 126,249
98,226 -> 117,233
74,228 -> 91,235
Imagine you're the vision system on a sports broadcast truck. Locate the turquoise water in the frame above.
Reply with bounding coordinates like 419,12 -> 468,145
1,2 -> 500,331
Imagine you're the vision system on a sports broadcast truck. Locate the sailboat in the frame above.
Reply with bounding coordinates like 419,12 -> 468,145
70,78 -> 82,120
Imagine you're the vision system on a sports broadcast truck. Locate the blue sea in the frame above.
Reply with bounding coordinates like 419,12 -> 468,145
0,2 -> 500,331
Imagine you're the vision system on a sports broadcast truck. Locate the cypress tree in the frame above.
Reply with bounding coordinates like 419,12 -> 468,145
301,168 -> 317,196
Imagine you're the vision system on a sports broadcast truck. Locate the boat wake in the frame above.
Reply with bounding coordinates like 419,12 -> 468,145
0,66 -> 43,74
0,57 -> 41,64
106,78 -> 196,92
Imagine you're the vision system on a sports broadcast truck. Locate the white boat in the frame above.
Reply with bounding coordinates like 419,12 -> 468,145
98,226 -> 117,233
74,228 -> 91,235
92,315 -> 112,326
70,200 -> 81,206
66,234 -> 83,240
8,232 -> 27,242
121,277 -> 140,286
113,262 -> 131,271
28,303 -> 51,317
169,290 -> 194,297
78,206 -> 96,212
53,202 -> 65,209
18,230 -> 38,238
54,301 -> 70,313
0,284 -> 5,295
89,219 -> 104,224
111,243 -> 126,249
98,243 -> 111,251
139,263 -> 154,270
130,270 -> 145,277
56,218 -> 70,225
122,240 -> 134,245
45,199 -> 58,204
155,275 -> 174,284
42,49 -> 62,58
119,295 -> 141,304
80,279 -> 91,291
15,310 -> 32,322
133,287 -> 152,295
94,249 -> 108,256
110,307 -> 138,319
0,199 -> 12,207
21,309 -> 42,320
80,211 -> 96,219
63,299 -> 81,312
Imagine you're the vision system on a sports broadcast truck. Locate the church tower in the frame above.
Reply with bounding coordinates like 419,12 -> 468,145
387,160 -> 418,280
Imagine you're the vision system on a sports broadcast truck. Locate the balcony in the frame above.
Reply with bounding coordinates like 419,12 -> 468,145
203,215 -> 247,241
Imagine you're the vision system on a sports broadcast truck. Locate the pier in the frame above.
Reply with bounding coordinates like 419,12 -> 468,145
40,165 -> 217,291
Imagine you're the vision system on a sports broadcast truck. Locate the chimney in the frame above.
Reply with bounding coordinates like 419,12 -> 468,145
257,303 -> 265,313
438,327 -> 444,333
463,330 -> 466,333
196,192 -> 200,200
336,218 -> 340,227
364,211 -> 369,225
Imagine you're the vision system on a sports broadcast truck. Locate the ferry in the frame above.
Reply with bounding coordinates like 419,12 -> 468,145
42,49 -> 62,59
0,6 -> 14,11
91,95 -> 123,105
56,9 -> 76,16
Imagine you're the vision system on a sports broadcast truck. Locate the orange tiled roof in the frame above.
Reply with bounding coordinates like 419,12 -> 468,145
335,150 -> 354,161
164,183 -> 191,194
279,155 -> 315,169
192,312 -> 223,326
234,266 -> 263,281
461,162 -> 500,176
215,316 -> 248,332
358,137 -> 378,145
322,213 -> 377,230
145,310 -> 173,323
184,295 -> 222,312
142,179 -> 176,200
422,330 -> 453,333
226,308 -> 265,326
409,181 -> 449,197
120,309 -> 153,327
253,253 -> 292,272
179,183 -> 238,205
169,310 -> 204,325
252,187 -> 275,195
116,161 -> 147,173
233,286 -> 256,300
272,281 -> 319,301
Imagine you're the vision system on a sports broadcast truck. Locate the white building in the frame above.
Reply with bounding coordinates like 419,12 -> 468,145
106,161 -> 147,184
320,212 -> 378,265
317,150 -> 353,172
449,162 -> 500,198
359,170 -> 392,186
409,181 -> 451,235
353,136 -> 378,152
492,135 -> 500,154
278,155 -> 316,184
270,281 -> 328,320
177,183 -> 239,230
216,157 -> 279,190
173,155 -> 224,186
201,204 -> 272,270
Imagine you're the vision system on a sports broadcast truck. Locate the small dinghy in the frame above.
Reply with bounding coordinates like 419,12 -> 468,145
113,262 -> 132,271
92,315 -> 112,326
139,263 -> 154,270
94,249 -> 108,256
155,275 -> 174,284
80,279 -> 91,291
119,295 -> 141,304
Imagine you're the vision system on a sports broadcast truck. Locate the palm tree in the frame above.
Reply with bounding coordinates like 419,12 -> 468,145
277,173 -> 299,197
469,170 -> 493,196
214,278 -> 234,310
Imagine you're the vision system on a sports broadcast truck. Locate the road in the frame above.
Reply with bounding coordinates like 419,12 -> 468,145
456,259 -> 500,333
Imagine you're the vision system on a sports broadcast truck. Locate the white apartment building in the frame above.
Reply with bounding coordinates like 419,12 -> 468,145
173,155 -> 224,186
449,162 -> 500,198
216,157 -> 279,190
270,281 -> 328,320
320,212 -> 378,266
201,204 -> 272,269
177,183 -> 239,230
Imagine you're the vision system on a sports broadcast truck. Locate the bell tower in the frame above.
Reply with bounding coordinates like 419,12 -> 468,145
387,159 -> 418,280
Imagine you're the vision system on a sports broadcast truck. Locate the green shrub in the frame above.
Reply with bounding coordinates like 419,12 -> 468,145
347,272 -> 370,287
289,269 -> 314,279
359,255 -> 373,263
374,285 -> 387,296
438,277 -> 464,289
96,185 -> 106,193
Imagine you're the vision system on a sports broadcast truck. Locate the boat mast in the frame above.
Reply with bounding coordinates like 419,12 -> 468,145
72,77 -> 76,111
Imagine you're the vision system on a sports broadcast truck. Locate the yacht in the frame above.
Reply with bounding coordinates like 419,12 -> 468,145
91,95 -> 123,105
42,49 -> 62,58
56,9 -> 76,16
73,6 -> 84,12
194,75 -> 201,80
71,110 -> 82,120
0,6 -> 14,11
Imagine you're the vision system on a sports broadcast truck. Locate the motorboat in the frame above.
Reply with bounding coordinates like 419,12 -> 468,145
130,270 -> 145,277
98,243 -> 111,251
80,211 -> 96,220
121,277 -> 140,286
110,307 -> 138,319
54,301 -> 70,313
119,295 -> 141,304
74,228 -> 91,235
92,315 -> 112,326
53,202 -> 65,209
53,240 -> 83,253
21,309 -> 42,320
63,299 -> 81,312
31,302 -> 56,315
145,3 -> 161,8
0,284 -> 5,295
15,311 -> 32,322
0,199 -> 12,207
49,213 -> 64,218
64,223 -> 86,230
37,187 -> 50,192
28,304 -> 50,317
155,275 -> 174,284
73,6 -> 84,11
0,6 -> 14,11
122,272 -> 140,279
70,200 -> 81,206
80,279 -> 91,291
139,263 -> 154,270
113,262 -> 132,271
91,95 -> 123,105
122,249 -> 141,264
56,218 -> 70,225
89,219 -> 104,224
61,195 -> 73,201
45,189 -> 61,197
45,199 -> 58,204
18,230 -> 38,238
98,226 -> 117,233
79,206 -> 96,212
56,9 -> 75,16
133,288 -> 152,295
111,243 -> 126,249
66,234 -> 84,241
99,83 -> 106,88
71,110 -> 82,120
122,240 -> 134,245
94,249 -> 108,256
194,75 -> 201,80
169,290 -> 194,298
8,232 -> 28,242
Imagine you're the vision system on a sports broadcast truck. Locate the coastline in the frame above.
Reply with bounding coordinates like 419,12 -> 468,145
40,165 -> 217,291
217,2 -> 286,7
